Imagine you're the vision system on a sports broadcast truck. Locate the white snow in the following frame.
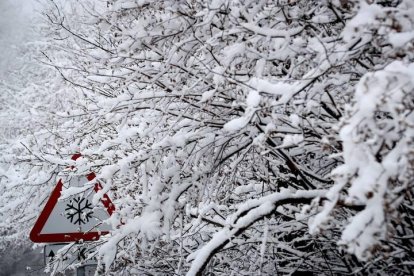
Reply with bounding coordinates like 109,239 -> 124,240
223,116 -> 249,132
246,90 -> 261,108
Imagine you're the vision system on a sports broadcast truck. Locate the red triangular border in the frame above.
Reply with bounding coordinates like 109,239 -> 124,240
30,155 -> 115,243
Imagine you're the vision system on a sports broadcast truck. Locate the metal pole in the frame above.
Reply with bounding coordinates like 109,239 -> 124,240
76,266 -> 85,276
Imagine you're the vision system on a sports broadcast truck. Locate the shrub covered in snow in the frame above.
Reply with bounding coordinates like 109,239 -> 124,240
1,0 -> 414,275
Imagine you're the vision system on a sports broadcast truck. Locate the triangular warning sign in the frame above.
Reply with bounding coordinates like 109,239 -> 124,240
30,154 -> 115,243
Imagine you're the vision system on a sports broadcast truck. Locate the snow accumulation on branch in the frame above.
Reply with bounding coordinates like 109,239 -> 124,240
187,189 -> 325,276
310,61 -> 414,261
2,0 -> 414,275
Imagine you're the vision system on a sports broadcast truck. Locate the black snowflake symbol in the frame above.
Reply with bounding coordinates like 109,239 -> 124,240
65,197 -> 94,225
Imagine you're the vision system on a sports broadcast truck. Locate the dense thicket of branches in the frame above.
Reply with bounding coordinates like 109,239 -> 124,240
1,0 -> 413,275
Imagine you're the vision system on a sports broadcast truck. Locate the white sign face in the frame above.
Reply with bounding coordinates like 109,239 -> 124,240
40,175 -> 112,235
44,243 -> 98,268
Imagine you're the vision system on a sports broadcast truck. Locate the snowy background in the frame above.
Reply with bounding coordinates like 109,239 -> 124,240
0,1 -> 46,275
0,0 -> 34,76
